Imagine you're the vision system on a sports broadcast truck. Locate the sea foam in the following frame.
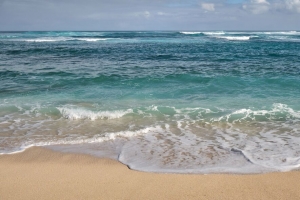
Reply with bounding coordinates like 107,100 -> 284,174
216,103 -> 300,122
57,107 -> 133,120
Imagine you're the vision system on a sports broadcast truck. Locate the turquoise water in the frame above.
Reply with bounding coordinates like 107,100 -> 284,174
1,31 -> 300,173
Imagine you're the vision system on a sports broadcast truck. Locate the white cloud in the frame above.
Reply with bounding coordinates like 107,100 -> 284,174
201,3 -> 215,11
243,0 -> 270,14
157,11 -> 170,16
286,0 -> 300,12
254,0 -> 269,4
132,11 -> 151,19
144,11 -> 150,18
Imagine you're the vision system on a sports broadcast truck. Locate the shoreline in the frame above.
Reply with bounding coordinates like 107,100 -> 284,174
1,147 -> 300,200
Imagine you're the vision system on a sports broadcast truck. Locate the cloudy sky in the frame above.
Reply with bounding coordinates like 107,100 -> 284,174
0,0 -> 299,31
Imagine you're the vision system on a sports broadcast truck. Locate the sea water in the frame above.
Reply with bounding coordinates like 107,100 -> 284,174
1,31 -> 300,173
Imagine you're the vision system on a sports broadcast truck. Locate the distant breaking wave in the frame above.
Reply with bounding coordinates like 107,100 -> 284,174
180,31 -> 225,35
202,31 -> 225,35
180,31 -> 299,35
24,37 -> 109,42
180,32 -> 203,35
216,36 -> 252,41
262,31 -> 299,35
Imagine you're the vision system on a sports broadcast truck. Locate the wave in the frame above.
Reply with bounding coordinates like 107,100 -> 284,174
137,104 -> 300,122
2,100 -> 299,123
57,107 -> 133,120
0,35 -> 19,39
202,31 -> 225,35
2,103 -> 300,174
25,38 -> 68,42
24,37 -> 75,42
180,32 -> 203,35
215,103 -> 300,122
24,37 -> 109,42
213,31 -> 299,35
0,126 -> 159,155
215,36 -> 252,41
262,31 -> 299,35
180,31 -> 225,35
3,119 -> 300,173
267,36 -> 300,42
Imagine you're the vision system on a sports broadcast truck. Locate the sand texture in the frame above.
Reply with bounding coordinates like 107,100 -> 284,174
1,147 -> 300,200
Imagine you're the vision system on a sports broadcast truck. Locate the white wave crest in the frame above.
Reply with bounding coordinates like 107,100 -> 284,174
216,103 -> 300,122
267,36 -> 300,42
216,36 -> 251,41
203,31 -> 225,35
234,103 -> 300,118
25,37 -> 108,42
25,37 -> 70,42
180,32 -> 202,35
263,31 -> 299,35
57,107 -> 133,120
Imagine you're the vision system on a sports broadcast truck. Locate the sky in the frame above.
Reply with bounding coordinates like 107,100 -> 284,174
0,0 -> 299,31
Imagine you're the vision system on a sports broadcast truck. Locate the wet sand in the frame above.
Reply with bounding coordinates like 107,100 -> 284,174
0,147 -> 300,200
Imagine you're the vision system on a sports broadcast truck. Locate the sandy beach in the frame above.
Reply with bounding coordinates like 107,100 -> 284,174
0,147 -> 299,200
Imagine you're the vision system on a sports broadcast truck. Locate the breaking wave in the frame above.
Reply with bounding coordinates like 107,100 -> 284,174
57,107 -> 133,120
180,32 -> 203,35
216,36 -> 252,41
24,37 -> 108,42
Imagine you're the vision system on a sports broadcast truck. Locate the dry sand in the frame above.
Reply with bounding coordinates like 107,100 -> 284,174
0,147 -> 300,200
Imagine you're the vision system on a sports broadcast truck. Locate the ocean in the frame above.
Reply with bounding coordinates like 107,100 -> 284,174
0,31 -> 300,173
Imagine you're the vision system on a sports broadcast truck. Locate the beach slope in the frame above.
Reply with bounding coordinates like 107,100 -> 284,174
0,147 -> 300,200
